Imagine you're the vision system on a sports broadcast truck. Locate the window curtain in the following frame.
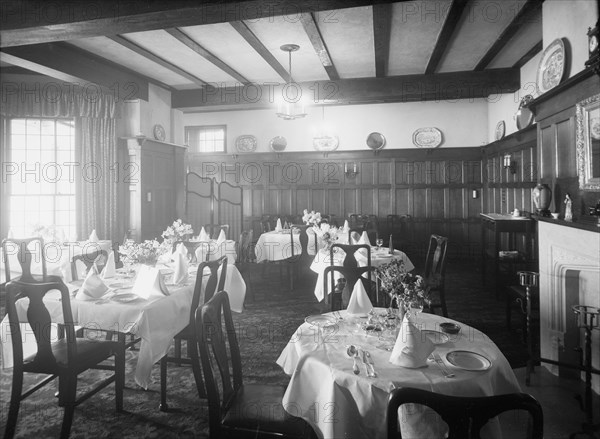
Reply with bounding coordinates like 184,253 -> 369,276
1,86 -> 119,241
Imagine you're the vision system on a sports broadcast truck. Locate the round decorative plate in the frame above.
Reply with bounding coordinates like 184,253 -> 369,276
313,136 -> 339,152
412,127 -> 443,148
536,38 -> 567,95
305,314 -> 337,327
269,136 -> 287,152
446,350 -> 492,371
366,132 -> 386,150
153,124 -> 166,141
495,120 -> 505,140
235,135 -> 257,153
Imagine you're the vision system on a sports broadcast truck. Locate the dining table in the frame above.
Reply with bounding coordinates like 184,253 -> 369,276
254,228 -> 319,262
276,310 -> 521,439
0,260 -> 247,389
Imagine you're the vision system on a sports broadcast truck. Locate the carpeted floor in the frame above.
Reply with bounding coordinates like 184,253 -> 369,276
0,259 -> 531,438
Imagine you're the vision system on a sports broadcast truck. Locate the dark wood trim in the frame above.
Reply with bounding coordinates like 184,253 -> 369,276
513,40 -> 543,70
474,0 -> 544,71
165,28 -> 250,85
1,42 -> 150,100
300,13 -> 339,80
373,3 -> 392,78
172,68 -> 520,109
108,35 -> 207,87
425,0 -> 469,75
481,124 -> 537,154
229,21 -> 289,81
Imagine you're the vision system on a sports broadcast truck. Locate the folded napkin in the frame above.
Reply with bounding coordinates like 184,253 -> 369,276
89,229 -> 99,242
76,266 -> 109,301
389,315 -> 435,368
174,241 -> 189,258
342,220 -> 350,232
132,265 -> 170,299
172,252 -> 189,285
197,227 -> 210,242
346,280 -> 372,316
275,218 -> 283,232
216,229 -> 226,246
101,251 -> 116,279
7,228 -> 14,239
357,231 -> 371,246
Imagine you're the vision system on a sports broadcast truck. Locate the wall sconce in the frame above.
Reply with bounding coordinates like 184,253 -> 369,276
345,162 -> 359,179
503,153 -> 516,174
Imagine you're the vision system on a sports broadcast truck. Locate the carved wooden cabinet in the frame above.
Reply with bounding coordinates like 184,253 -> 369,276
120,137 -> 186,241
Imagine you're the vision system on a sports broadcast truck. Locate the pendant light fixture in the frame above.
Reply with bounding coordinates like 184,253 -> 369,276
276,44 -> 307,120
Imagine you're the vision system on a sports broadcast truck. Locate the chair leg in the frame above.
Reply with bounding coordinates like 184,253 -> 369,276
114,348 -> 125,412
159,356 -> 169,411
174,339 -> 182,365
58,374 -> 77,439
187,339 -> 206,399
440,287 -> 448,318
4,366 -> 24,439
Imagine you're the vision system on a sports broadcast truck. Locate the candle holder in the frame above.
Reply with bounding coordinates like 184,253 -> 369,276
344,162 -> 359,179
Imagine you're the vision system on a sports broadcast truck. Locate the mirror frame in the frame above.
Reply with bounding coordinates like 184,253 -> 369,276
576,93 -> 600,191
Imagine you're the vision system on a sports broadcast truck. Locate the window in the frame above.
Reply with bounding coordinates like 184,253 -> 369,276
7,118 -> 77,240
185,125 -> 226,153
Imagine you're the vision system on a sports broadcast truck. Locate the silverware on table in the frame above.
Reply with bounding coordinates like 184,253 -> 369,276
362,350 -> 377,377
364,350 -> 377,377
346,345 -> 360,375
432,352 -> 455,378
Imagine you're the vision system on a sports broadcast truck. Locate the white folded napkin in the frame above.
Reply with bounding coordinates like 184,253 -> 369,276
7,228 -> 14,239
275,218 -> 283,232
131,265 -> 170,299
197,227 -> 210,242
76,266 -> 109,301
89,229 -> 99,242
216,229 -> 226,246
389,315 -> 435,368
342,220 -> 349,232
357,231 -> 371,246
101,252 -> 116,279
172,252 -> 189,285
174,241 -> 188,257
346,280 -> 372,316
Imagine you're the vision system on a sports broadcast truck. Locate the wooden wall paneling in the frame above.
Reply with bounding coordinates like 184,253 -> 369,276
540,125 -> 555,180
312,189 -> 326,213
377,188 -> 392,217
378,161 -> 392,184
556,117 -> 575,178
430,188 -> 445,218
296,188 -> 310,213
448,188 -> 464,218
360,188 -> 375,215
413,188 -> 427,217
395,188 -> 410,215
344,188 -> 357,215
413,161 -> 427,185
327,189 -> 342,218
396,161 -> 414,185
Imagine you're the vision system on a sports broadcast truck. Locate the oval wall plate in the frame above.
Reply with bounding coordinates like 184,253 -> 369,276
412,127 -> 442,148
235,135 -> 257,153
269,136 -> 287,152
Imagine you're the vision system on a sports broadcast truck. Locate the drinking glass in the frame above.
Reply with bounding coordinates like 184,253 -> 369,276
375,238 -> 383,250
409,298 -> 424,318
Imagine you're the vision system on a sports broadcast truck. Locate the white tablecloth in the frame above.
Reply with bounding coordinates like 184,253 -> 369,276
310,247 -> 415,302
276,311 -> 521,439
0,262 -> 246,389
189,239 -> 237,265
254,230 -> 308,262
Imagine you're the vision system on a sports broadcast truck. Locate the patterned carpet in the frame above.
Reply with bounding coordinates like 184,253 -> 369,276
0,259 -> 530,438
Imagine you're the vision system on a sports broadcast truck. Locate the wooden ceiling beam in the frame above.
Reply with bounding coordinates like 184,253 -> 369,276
172,68 -> 520,109
108,35 -> 208,87
474,0 -> 544,71
425,0 -> 469,75
1,42 -> 150,100
229,21 -> 289,81
165,28 -> 250,85
513,40 -> 543,69
300,13 -> 339,80
373,3 -> 392,77
1,0 -> 405,48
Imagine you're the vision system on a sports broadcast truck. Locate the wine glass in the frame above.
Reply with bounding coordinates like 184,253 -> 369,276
375,238 -> 383,251
409,298 -> 424,318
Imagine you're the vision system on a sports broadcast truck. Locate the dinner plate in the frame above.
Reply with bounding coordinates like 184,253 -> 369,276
110,293 -> 142,303
421,330 -> 450,345
446,350 -> 491,371
305,315 -> 337,328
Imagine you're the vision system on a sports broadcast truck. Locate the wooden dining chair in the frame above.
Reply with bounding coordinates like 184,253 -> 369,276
423,234 -> 449,317
326,243 -> 376,309
1,237 -> 52,283
159,256 -> 228,411
195,290 -> 315,439
70,249 -> 108,281
204,224 -> 230,239
4,277 -> 125,439
288,225 -> 317,290
387,387 -> 543,439
236,230 -> 256,301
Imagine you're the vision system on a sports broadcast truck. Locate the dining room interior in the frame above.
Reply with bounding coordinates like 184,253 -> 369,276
1,0 -> 600,438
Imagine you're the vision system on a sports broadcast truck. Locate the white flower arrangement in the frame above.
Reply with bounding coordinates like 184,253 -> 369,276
161,219 -> 194,244
302,209 -> 322,226
118,239 -> 163,265
312,223 -> 340,251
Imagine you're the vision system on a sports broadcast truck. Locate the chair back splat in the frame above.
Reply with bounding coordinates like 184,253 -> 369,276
424,234 -> 449,317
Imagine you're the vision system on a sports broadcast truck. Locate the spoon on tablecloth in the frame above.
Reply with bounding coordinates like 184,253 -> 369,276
346,345 -> 360,375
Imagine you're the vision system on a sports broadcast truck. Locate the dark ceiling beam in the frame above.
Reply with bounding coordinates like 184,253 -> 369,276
474,0 -> 544,71
373,3 -> 392,77
172,68 -> 520,110
165,28 -> 250,85
513,40 -> 543,69
425,0 -> 469,74
108,35 -> 207,87
229,21 -> 289,81
1,42 -> 150,100
1,0 -> 406,48
300,12 -> 339,80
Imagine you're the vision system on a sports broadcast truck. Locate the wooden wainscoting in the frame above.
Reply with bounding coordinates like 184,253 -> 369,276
188,147 -> 483,260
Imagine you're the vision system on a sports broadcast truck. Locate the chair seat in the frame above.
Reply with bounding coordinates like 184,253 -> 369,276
222,383 -> 308,438
23,338 -> 120,374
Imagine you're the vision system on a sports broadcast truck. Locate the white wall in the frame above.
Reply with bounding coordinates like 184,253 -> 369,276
183,99 -> 489,152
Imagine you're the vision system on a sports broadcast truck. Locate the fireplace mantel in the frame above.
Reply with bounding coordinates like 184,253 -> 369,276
535,215 -> 600,233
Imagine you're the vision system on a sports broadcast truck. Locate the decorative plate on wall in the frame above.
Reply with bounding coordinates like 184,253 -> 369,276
495,120 -> 505,140
313,136 -> 339,152
412,127 -> 442,148
235,135 -> 257,153
366,132 -> 386,150
536,38 -> 567,95
269,136 -> 287,152
153,124 -> 166,141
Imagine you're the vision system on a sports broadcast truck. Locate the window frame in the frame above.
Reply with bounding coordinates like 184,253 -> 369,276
185,124 -> 227,154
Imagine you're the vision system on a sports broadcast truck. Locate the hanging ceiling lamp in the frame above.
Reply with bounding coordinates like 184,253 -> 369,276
276,44 -> 307,120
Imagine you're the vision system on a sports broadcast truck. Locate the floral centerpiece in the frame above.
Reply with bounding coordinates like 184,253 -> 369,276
161,219 -> 194,244
312,223 -> 340,251
376,258 -> 429,313
118,239 -> 162,266
302,209 -> 322,226
32,224 -> 66,244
